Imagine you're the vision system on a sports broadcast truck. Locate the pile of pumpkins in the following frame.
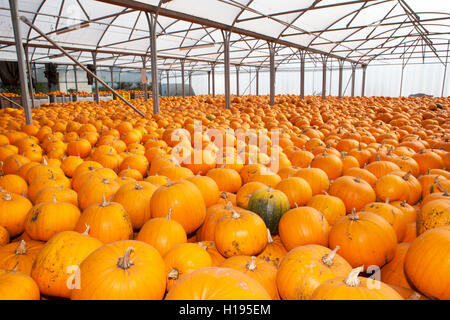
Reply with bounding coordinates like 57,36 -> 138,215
0,94 -> 449,300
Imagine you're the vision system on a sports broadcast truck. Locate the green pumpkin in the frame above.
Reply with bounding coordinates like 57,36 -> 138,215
248,187 -> 290,234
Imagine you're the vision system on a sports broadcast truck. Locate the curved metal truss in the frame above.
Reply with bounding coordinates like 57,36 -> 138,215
0,0 -> 448,73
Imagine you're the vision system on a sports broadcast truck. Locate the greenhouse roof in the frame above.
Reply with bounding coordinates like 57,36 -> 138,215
0,0 -> 448,72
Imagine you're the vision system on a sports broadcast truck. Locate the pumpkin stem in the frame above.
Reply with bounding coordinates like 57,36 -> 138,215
385,197 -> 390,204
52,193 -> 57,203
43,157 -> 48,166
403,171 -> 411,181
198,242 -> 208,250
344,266 -> 364,287
166,208 -> 173,219
134,183 -> 143,191
117,247 -> 135,270
322,245 -> 340,267
82,224 -> 90,235
436,180 -> 449,196
2,193 -> 12,201
266,228 -> 273,244
407,291 -> 422,300
15,240 -> 27,255
100,193 -> 109,207
225,201 -> 234,210
246,256 -> 257,271
353,176 -> 361,183
294,202 -> 299,208
231,208 -> 241,219
349,208 -> 359,221
168,268 -> 179,280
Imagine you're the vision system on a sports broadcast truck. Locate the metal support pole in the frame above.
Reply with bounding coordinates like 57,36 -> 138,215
181,60 -> 185,98
256,67 -> 259,96
166,71 -> 170,97
361,65 -> 367,97
300,50 -> 306,99
109,67 -> 114,89
74,66 -> 79,92
207,71 -> 211,95
351,63 -> 357,97
269,43 -> 276,106
322,56 -> 328,100
146,12 -> 159,113
19,16 -> 144,117
442,41 -> 449,97
92,52 -> 99,104
236,65 -> 240,96
25,46 -> 35,109
9,0 -> 32,124
188,72 -> 192,96
338,60 -> 344,98
65,67 -> 68,92
211,63 -> 216,97
222,30 -> 231,109
141,57 -> 148,101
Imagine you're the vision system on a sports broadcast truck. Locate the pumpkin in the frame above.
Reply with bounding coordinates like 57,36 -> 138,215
391,200 -> 417,224
78,177 -> 120,211
257,229 -> 288,268
361,201 -> 407,242
404,226 -> 450,300
196,202 -> 234,242
311,266 -> 403,300
214,206 -> 267,257
0,173 -> 27,195
236,182 -> 267,209
328,210 -> 397,270
247,186 -> 290,234
197,241 -> 226,266
165,267 -> 271,300
0,269 -> 40,300
343,167 -> 377,186
417,199 -> 450,235
381,242 -> 411,288
137,209 -> 187,256
0,193 -> 33,237
220,255 -> 279,300
206,167 -> 242,193
0,240 -> 44,276
31,228 -> 102,298
373,173 -> 409,202
276,244 -> 352,300
34,186 -> 78,207
0,226 -> 9,247
310,152 -> 343,180
163,242 -> 212,291
403,222 -> 417,243
278,207 -> 329,251
186,175 -> 220,207
275,177 -> 312,208
150,180 -> 206,234
366,160 -> 401,178
24,195 -> 81,241
75,195 -> 133,243
412,150 -> 444,175
112,181 -> 157,230
306,193 -> 346,225
329,176 -> 376,213
71,240 -> 166,300
216,191 -> 237,206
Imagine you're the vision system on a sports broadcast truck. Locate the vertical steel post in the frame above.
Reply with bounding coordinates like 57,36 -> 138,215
74,66 -> 79,92
322,56 -> 328,99
441,41 -> 449,97
166,70 -> 170,97
147,12 -> 159,113
141,57 -> 148,101
256,67 -> 259,96
211,63 -> 216,97
351,63 -> 357,97
361,65 -> 367,97
65,66 -> 68,92
222,31 -> 231,109
9,0 -> 32,123
236,65 -> 240,96
25,46 -> 35,109
300,50 -> 306,99
181,60 -> 185,98
188,72 -> 192,96
109,66 -> 114,89
92,52 -> 99,103
207,70 -> 211,95
269,43 -> 276,106
338,59 -> 344,98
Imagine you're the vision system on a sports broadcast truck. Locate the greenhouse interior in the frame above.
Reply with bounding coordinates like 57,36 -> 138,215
0,0 -> 448,302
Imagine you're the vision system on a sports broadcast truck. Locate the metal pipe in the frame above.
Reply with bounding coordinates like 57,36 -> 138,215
181,60 -> 185,98
166,70 -> 170,97
338,60 -> 344,98
256,67 -> 259,96
211,63 -> 215,97
236,65 -> 240,96
442,41 -> 449,97
65,67 -> 68,92
300,50 -> 305,99
361,65 -> 367,97
141,57 -> 148,101
109,66 -> 114,89
146,12 -> 159,113
92,52 -> 99,104
351,63 -> 356,97
207,70 -> 211,95
25,45 -> 35,109
188,72 -> 192,96
322,56 -> 327,99
74,66 -> 79,92
223,31 -> 231,109
19,16 -> 145,117
269,43 -> 275,106
10,0 -> 32,124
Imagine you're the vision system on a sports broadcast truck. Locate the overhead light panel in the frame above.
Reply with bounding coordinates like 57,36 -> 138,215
56,22 -> 91,35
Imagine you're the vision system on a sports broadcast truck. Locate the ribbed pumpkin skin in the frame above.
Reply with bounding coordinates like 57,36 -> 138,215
0,269 -> 40,300
31,231 -> 103,298
0,240 -> 44,276
165,267 -> 271,300
404,226 -> 450,300
0,193 -> 33,237
248,188 -> 290,234
416,199 -> 450,235
311,276 -> 403,300
276,244 -> 352,300
257,233 -> 288,268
